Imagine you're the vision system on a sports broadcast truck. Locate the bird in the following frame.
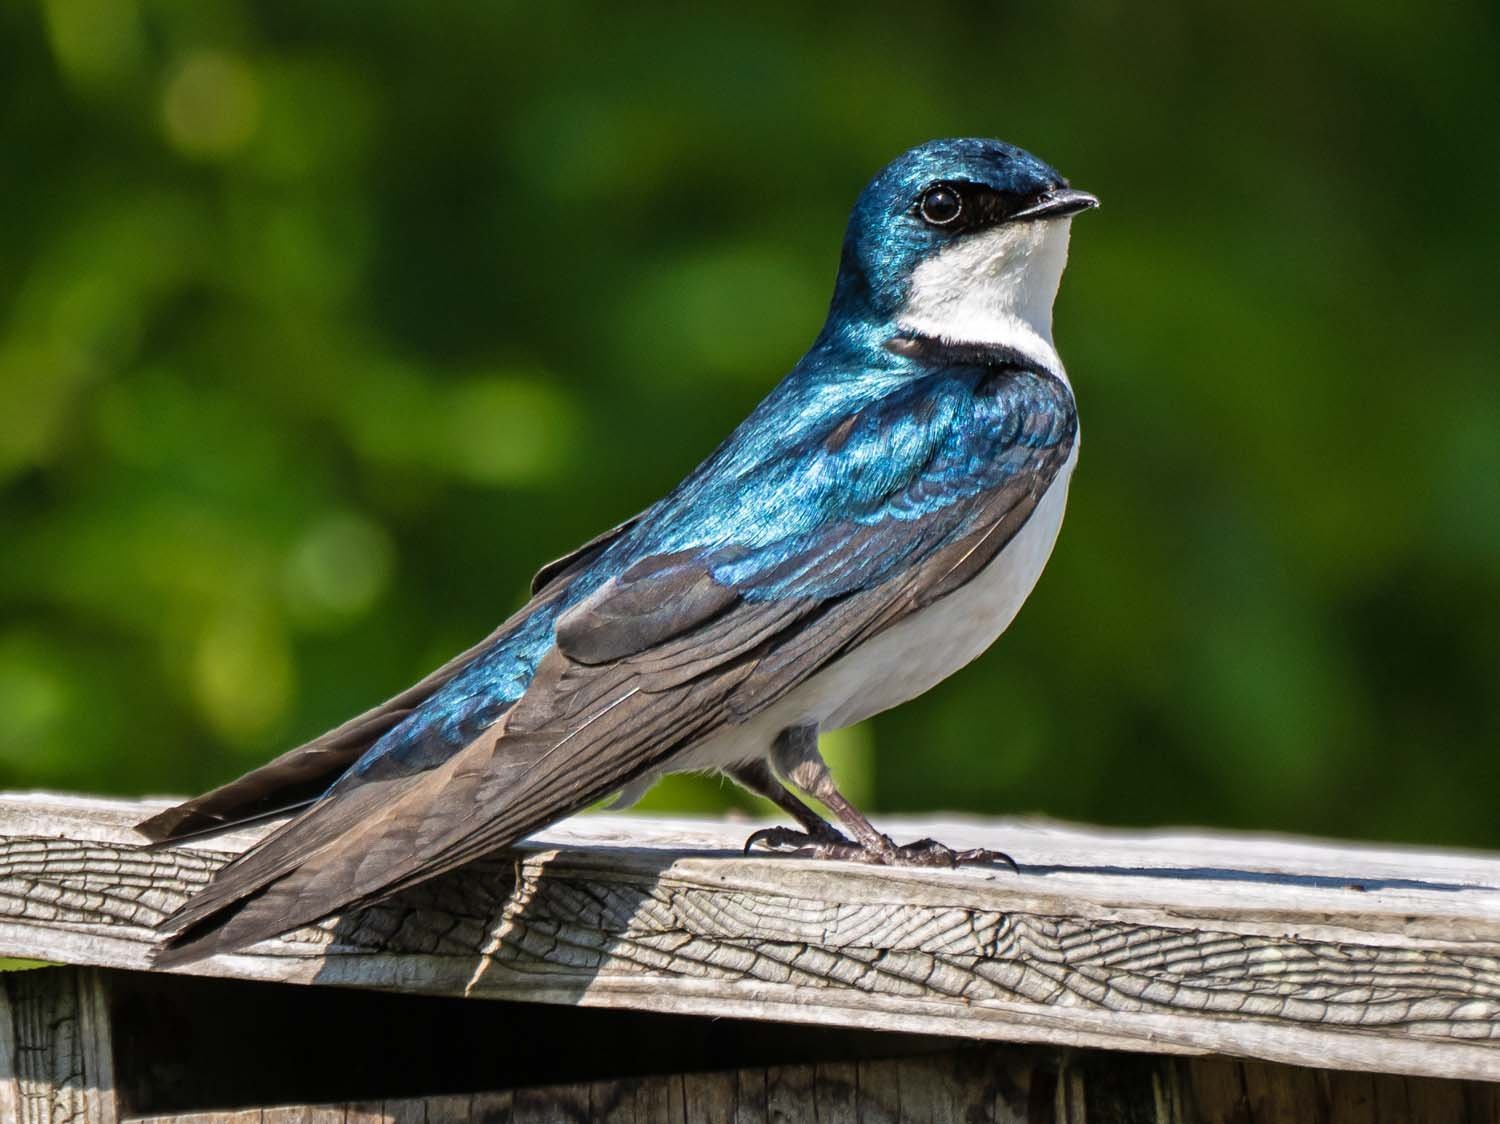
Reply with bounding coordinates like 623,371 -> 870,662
140,136 -> 1096,966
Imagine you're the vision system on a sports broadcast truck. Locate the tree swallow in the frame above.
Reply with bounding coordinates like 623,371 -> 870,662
143,137 -> 1096,964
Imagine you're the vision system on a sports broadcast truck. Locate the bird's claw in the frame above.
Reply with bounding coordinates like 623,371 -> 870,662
745,828 -> 1017,872
888,837 -> 1019,873
743,824 -> 852,854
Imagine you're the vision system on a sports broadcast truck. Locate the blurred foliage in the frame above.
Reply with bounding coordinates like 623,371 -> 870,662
1,1 -> 1496,847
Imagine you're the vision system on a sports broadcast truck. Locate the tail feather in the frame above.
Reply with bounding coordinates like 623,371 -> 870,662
138,743 -> 365,843
152,885 -> 278,969
153,774 -> 405,952
150,716 -> 606,967
140,799 -> 318,850
137,608 -> 545,844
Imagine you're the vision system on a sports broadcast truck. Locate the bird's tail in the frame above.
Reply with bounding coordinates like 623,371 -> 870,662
135,610 -> 543,844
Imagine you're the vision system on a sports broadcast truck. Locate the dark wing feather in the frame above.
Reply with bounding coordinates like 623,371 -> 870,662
530,510 -> 645,594
554,551 -> 741,664
155,593 -> 816,961
147,507 -> 650,844
156,366 -> 1075,964
137,603 -> 551,843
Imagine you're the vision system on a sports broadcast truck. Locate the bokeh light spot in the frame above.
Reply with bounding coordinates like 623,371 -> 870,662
284,512 -> 395,629
442,374 -> 579,485
43,0 -> 145,91
0,344 -> 86,482
611,247 -> 822,385
0,635 -> 72,771
192,606 -> 293,747
162,50 -> 261,160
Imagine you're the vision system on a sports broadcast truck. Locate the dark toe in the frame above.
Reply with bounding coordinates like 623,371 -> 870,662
743,825 -> 852,854
888,839 -> 1019,872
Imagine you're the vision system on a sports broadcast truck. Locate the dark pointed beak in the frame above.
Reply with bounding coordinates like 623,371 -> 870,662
1011,188 -> 1100,221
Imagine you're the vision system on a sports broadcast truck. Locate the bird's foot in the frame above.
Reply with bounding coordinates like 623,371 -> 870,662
743,823 -> 852,855
746,828 -> 1016,872
882,836 -> 1019,873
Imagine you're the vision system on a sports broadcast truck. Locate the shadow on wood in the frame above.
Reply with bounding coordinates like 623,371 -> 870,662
106,969 -> 954,1117
3,965 -> 1489,1123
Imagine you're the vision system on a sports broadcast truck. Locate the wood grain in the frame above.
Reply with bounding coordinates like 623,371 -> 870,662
1,793 -> 1498,1083
0,966 -> 116,1124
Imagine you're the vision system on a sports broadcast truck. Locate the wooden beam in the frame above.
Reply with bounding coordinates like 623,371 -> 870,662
0,793 -> 1496,1083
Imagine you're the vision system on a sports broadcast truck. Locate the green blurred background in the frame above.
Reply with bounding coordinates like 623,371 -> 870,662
2,2 -> 1496,848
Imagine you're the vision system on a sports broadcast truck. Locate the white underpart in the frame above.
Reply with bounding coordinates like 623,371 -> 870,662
620,218 -> 1081,794
665,444 -> 1076,780
899,217 -> 1075,385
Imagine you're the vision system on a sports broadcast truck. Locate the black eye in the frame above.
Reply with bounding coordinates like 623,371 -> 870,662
919,185 -> 963,226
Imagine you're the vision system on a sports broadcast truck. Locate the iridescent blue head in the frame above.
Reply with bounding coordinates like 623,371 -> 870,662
823,138 -> 1097,363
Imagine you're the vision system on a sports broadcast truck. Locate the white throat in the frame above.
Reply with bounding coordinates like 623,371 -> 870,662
896,218 -> 1074,380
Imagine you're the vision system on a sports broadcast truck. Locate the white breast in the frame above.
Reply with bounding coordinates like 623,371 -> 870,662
800,442 -> 1076,730
672,445 -> 1077,774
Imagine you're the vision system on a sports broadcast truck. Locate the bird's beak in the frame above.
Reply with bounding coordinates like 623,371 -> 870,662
1011,188 -> 1100,221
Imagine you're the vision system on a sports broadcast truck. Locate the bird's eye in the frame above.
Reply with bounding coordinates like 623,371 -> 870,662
918,185 -> 963,226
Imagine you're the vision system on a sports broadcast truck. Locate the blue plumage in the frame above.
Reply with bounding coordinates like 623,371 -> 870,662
828,138 -> 1070,329
350,365 -> 1073,781
344,362 -> 1073,782
341,138 -> 1083,784
146,137 -> 1095,962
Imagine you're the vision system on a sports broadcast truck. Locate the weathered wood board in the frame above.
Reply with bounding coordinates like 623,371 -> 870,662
0,793 -> 1497,1083
0,966 -> 115,1124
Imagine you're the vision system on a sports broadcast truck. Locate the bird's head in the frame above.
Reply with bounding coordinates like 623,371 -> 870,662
826,138 -> 1097,361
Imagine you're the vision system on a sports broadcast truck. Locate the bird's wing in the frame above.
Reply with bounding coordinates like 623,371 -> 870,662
140,507 -> 649,843
156,366 -> 1075,963
529,509 -> 647,595
136,599 -> 555,843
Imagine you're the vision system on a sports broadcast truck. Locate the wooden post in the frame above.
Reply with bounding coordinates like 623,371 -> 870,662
0,966 -> 116,1123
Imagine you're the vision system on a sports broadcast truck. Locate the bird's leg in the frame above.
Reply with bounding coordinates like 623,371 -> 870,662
727,760 -> 852,853
766,725 -> 892,858
765,724 -> 1017,871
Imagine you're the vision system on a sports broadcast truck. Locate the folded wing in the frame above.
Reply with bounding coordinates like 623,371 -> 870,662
156,365 -> 1076,964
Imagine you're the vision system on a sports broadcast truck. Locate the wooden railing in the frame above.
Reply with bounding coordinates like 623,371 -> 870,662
0,793 -> 1495,1121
